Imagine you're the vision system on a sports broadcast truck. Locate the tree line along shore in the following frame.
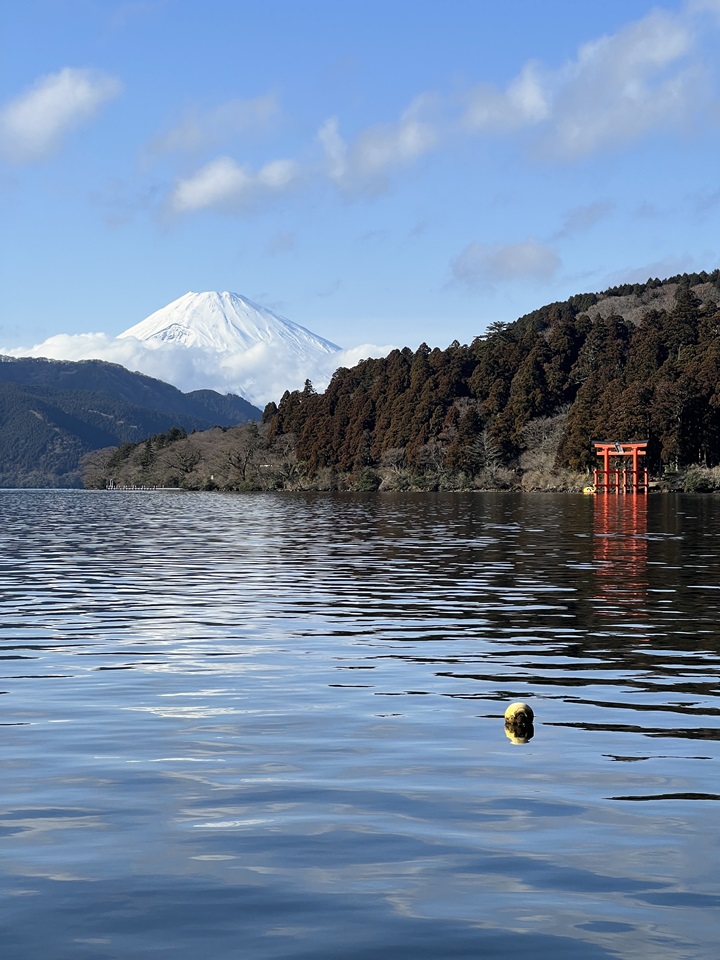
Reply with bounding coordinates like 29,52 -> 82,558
83,272 -> 720,495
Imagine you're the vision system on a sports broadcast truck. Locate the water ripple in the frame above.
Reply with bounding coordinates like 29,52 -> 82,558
0,489 -> 718,959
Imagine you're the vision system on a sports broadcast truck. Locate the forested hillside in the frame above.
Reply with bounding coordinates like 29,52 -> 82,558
0,357 -> 260,487
84,272 -> 720,493
267,272 -> 720,488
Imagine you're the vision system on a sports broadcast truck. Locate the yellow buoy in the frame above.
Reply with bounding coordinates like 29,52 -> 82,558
504,701 -> 534,724
504,701 -> 535,744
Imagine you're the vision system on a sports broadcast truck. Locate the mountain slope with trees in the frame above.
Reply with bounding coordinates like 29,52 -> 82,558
0,356 -> 261,487
267,271 -> 720,488
83,272 -> 720,493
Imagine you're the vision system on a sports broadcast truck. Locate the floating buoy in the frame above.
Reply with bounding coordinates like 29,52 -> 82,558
504,701 -> 534,724
504,701 -> 535,743
583,485 -> 596,495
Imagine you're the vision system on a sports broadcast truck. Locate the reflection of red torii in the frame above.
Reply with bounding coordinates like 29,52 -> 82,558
593,441 -> 649,494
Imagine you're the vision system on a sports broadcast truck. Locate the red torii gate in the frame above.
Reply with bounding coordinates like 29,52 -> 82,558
593,441 -> 649,494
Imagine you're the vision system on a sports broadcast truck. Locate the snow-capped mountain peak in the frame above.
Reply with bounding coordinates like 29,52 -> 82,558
118,291 -> 341,356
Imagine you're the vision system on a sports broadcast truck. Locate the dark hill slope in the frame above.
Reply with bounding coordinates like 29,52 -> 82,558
0,356 -> 258,422
0,356 -> 261,487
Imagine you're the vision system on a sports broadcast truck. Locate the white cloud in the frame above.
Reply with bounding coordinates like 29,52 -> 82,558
319,96 -> 438,193
0,68 -> 122,164
332,343 -> 395,371
0,333 -> 392,408
170,155 -> 300,212
329,5 -> 715,174
463,61 -> 550,132
507,62 -> 552,124
307,9 -> 712,198
164,5 -> 718,216
543,10 -> 701,158
461,8 -> 704,158
209,340 -> 393,404
451,240 -> 561,287
689,0 -> 720,18
318,117 -> 347,183
148,94 -> 279,155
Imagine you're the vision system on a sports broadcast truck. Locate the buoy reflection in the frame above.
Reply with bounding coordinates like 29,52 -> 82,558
504,721 -> 534,744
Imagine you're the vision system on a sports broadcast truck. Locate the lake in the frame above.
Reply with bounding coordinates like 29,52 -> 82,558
0,489 -> 718,959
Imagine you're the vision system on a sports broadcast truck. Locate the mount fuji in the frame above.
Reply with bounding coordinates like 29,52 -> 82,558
119,291 -> 341,358
2,291 -> 392,409
115,291 -> 347,406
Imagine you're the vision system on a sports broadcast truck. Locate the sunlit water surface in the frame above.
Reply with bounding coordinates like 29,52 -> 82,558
1,489 -> 719,960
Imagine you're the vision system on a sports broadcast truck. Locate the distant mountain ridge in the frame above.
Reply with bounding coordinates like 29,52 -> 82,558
0,355 -> 261,487
120,290 -> 341,356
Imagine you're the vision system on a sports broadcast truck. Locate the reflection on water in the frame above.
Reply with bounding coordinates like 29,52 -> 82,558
593,495 -> 649,628
0,489 -> 719,960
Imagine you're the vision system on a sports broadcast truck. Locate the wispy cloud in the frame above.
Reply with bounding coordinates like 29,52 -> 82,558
163,5 -> 718,214
148,94 -> 279,156
91,178 -> 164,227
0,68 -> 121,164
540,9 -> 702,159
553,201 -> 614,240
451,240 -> 561,288
462,8 -> 705,158
0,332 -> 392,407
461,61 -> 550,133
318,94 -> 439,194
169,155 -> 301,212
689,0 -> 720,20
690,186 -> 720,219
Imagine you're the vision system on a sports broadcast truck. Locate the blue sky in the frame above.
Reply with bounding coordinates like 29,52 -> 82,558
2,0 -> 720,359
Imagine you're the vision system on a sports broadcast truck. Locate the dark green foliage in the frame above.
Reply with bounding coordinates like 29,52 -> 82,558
261,401 -> 278,424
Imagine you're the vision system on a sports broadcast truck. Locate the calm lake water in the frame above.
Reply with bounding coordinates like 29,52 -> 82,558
1,489 -> 719,960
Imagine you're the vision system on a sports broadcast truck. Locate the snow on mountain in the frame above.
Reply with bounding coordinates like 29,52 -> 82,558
119,291 -> 341,358
112,291 -> 350,405
1,292 -> 393,409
